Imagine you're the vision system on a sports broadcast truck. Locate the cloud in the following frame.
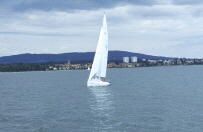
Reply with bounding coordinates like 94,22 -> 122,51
172,0 -> 203,5
1,0 -> 203,58
0,0 -> 169,12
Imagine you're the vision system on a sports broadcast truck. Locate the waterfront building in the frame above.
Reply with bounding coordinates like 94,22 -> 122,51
131,56 -> 137,63
177,59 -> 182,65
123,57 -> 129,63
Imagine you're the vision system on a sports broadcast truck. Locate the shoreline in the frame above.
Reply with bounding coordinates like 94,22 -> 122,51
0,64 -> 202,73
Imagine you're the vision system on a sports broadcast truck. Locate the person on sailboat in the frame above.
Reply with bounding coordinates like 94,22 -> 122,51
100,77 -> 105,82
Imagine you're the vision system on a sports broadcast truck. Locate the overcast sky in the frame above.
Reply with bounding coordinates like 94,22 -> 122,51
1,0 -> 203,58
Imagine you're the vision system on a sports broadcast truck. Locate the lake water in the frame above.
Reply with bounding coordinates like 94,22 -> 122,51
1,65 -> 203,132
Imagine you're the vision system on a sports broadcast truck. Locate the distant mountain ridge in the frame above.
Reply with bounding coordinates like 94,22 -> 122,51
0,51 -> 176,64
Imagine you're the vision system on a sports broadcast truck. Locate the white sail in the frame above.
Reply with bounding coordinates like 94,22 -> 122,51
87,13 -> 110,87
100,16 -> 108,78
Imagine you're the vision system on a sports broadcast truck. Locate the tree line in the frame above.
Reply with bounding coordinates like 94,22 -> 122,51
0,63 -> 51,72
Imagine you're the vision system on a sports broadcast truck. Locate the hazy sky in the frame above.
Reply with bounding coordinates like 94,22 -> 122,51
1,0 -> 203,58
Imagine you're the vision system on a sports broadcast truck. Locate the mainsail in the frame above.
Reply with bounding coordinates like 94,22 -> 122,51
88,14 -> 108,82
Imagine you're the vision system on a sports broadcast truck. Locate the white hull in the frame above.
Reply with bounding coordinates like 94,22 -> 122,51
87,80 -> 111,87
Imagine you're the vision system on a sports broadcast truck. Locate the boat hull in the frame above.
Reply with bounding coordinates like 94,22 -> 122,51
87,81 -> 111,87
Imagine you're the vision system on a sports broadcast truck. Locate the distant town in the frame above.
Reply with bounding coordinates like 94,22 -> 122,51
0,56 -> 203,72
52,56 -> 203,71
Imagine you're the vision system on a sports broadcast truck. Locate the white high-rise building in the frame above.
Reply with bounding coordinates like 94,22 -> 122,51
131,56 -> 137,63
123,57 -> 129,63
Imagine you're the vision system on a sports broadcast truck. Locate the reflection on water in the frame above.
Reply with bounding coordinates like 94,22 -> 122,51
89,87 -> 114,130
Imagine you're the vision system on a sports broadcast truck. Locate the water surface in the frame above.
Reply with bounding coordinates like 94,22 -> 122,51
1,66 -> 203,131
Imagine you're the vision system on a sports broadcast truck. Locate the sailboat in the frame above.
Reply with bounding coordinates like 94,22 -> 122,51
87,13 -> 111,87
